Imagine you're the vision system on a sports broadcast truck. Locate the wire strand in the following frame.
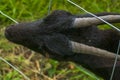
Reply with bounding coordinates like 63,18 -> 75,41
0,57 -> 30,80
110,40 -> 120,80
0,11 -> 18,24
67,0 -> 120,32
0,11 -> 31,80
48,0 -> 53,15
67,0 -> 120,80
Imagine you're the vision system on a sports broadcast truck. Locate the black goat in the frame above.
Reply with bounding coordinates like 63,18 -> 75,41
5,10 -> 120,80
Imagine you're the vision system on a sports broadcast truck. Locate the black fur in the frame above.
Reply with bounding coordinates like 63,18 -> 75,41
5,10 -> 120,80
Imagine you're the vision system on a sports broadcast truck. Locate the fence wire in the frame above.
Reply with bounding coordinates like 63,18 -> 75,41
110,40 -> 120,80
67,0 -> 120,80
0,0 -> 53,80
0,11 -> 18,24
0,11 -> 30,80
48,0 -> 53,15
0,0 -> 120,80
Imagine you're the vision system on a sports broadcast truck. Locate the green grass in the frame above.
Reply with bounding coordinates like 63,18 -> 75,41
0,0 -> 120,80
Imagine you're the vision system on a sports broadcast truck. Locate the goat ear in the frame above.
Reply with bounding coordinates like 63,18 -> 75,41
44,34 -> 73,56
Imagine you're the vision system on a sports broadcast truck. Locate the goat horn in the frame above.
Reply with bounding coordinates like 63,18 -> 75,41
73,15 -> 120,27
70,41 -> 120,60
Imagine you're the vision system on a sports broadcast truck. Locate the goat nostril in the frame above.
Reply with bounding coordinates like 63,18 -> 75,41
5,29 -> 10,38
5,27 -> 14,39
5,24 -> 16,33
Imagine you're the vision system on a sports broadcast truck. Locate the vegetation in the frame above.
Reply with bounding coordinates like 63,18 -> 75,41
0,0 -> 120,80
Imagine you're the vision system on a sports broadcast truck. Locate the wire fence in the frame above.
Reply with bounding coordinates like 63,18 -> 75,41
0,11 -> 30,80
0,0 -> 120,80
67,1 -> 120,80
